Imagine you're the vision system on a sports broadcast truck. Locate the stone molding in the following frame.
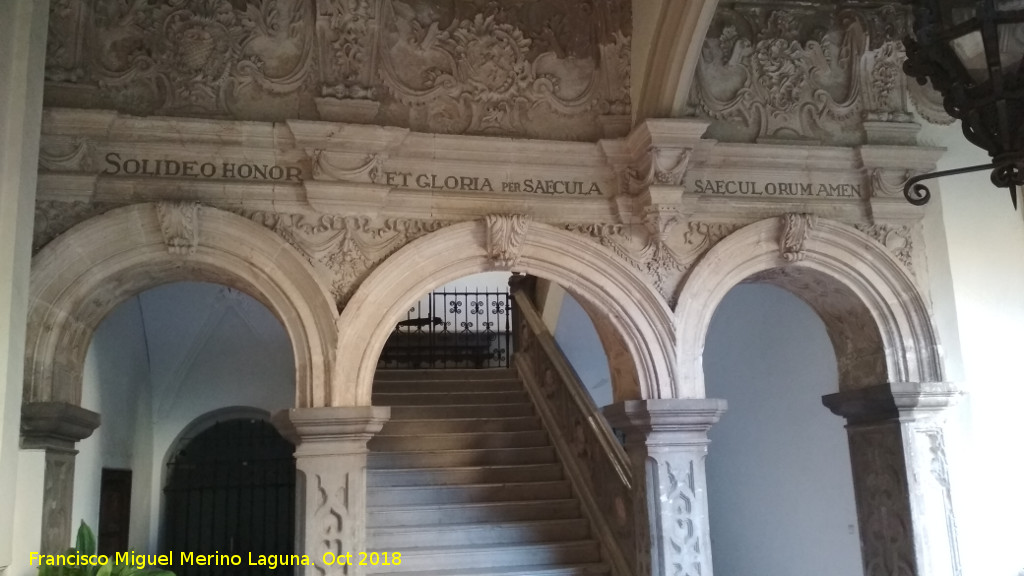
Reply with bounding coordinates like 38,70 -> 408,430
823,383 -> 963,576
20,402 -> 100,453
335,218 -> 677,406
25,203 -> 338,408
19,402 -> 100,555
604,399 -> 727,576
676,216 -> 944,398
273,407 -> 390,576
44,0 -> 631,141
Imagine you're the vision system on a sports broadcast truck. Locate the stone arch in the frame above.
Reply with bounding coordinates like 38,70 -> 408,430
335,219 -> 676,406
25,203 -> 337,409
675,216 -> 944,398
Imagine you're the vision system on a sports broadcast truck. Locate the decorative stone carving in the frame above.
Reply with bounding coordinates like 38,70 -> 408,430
38,137 -> 93,172
514,296 -> 635,576
629,147 -> 691,192
21,402 -> 101,554
156,202 -> 201,255
604,399 -> 727,576
870,167 -> 920,199
274,406 -> 389,576
689,4 -> 917,144
312,151 -> 386,183
239,210 -> 448,307
565,219 -> 744,304
823,382 -> 963,576
857,223 -> 914,272
779,212 -> 816,262
484,214 -> 530,270
45,0 -> 631,141
922,428 -> 964,576
33,201 -> 115,254
908,78 -> 955,126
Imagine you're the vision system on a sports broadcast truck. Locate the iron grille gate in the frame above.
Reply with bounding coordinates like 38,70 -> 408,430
378,290 -> 513,369
164,418 -> 295,576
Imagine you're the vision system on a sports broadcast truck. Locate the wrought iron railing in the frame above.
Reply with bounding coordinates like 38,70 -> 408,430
377,290 -> 513,369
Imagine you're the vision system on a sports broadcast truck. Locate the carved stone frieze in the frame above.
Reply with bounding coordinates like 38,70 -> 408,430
628,147 -> 691,192
38,137 -> 94,173
484,214 -> 531,270
238,209 -> 449,307
689,4 -> 918,144
311,471 -> 351,576
156,202 -> 201,255
856,223 -> 914,272
34,200 -> 117,253
46,0 -> 632,141
922,428 -> 964,576
565,219 -> 743,304
779,212 -> 816,263
869,167 -> 920,200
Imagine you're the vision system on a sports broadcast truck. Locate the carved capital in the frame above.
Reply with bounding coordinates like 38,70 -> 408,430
272,406 -> 390,457
604,399 -> 727,448
779,213 -> 817,263
21,401 -> 101,453
156,201 -> 200,255
484,214 -> 531,270
822,381 -> 960,425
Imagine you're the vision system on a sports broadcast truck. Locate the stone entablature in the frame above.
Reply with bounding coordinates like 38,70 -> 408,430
36,109 -> 942,308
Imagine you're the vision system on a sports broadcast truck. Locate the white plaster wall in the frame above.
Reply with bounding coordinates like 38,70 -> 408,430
73,297 -> 151,538
0,0 -> 49,569
918,119 -> 1024,576
553,293 -> 613,408
704,283 -> 862,576
73,282 -> 295,554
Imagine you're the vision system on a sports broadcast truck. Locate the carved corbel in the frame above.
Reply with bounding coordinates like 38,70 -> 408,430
484,214 -> 531,270
156,202 -> 200,255
628,147 -> 691,193
311,150 -> 386,183
779,213 -> 817,263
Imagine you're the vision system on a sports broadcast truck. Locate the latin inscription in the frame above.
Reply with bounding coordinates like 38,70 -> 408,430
693,178 -> 861,198
103,152 -> 302,182
382,171 -> 603,196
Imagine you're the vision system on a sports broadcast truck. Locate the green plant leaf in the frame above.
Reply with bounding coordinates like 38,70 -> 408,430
75,521 -> 96,556
96,562 -> 112,576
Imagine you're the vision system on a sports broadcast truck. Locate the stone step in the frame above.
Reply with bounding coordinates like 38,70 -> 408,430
369,562 -> 610,576
379,417 -> 543,435
368,518 -> 591,548
368,480 -> 571,506
389,403 -> 534,419
369,431 -> 549,452
373,390 -> 529,405
374,369 -> 518,382
368,446 -> 556,469
368,464 -> 564,487
373,379 -> 523,393
364,541 -> 602,573
368,499 -> 581,527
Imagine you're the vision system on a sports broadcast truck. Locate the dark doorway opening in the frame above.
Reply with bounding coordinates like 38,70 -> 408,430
164,418 -> 295,575
98,468 -> 132,555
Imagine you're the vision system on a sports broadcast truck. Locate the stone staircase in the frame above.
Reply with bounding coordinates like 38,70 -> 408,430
366,368 -> 610,576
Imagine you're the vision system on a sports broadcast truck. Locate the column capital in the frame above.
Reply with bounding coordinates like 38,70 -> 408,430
822,382 -> 960,424
272,406 -> 390,457
604,398 -> 727,448
20,402 -> 100,453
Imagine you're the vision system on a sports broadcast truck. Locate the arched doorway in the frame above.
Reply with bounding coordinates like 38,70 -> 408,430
164,417 -> 295,575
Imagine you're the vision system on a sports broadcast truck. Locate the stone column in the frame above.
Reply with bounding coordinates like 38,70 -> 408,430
274,406 -> 390,576
604,398 -> 727,576
19,402 -> 101,554
823,382 -> 962,576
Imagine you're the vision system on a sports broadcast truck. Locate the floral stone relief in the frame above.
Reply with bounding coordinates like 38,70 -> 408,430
687,3 -> 916,145
44,0 -> 631,141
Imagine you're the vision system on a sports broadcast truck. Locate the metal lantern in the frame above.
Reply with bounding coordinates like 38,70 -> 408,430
903,0 -> 1024,208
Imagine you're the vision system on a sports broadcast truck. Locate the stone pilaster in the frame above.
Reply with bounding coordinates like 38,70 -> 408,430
823,382 -> 962,576
604,398 -> 727,576
274,406 -> 390,576
19,401 -> 100,554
